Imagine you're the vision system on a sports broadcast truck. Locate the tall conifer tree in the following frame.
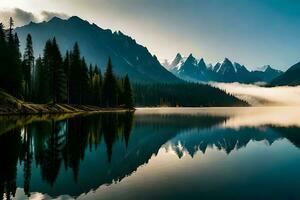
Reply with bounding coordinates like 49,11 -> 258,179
2,18 -> 23,98
43,38 -> 66,103
102,57 -> 118,107
34,56 -> 48,103
123,74 -> 134,108
22,34 -> 34,101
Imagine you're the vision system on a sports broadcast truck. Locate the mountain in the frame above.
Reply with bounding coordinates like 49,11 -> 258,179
214,59 -> 264,83
176,54 -> 202,81
252,65 -> 284,83
169,54 -> 213,82
167,53 -> 283,83
16,16 -> 180,83
169,53 -> 186,72
271,62 -> 300,86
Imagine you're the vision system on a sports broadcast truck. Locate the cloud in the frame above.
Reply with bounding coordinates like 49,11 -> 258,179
40,11 -> 69,21
0,8 -> 37,27
212,82 -> 300,106
0,8 -> 69,28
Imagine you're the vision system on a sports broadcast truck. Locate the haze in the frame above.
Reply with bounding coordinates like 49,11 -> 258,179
214,82 -> 300,106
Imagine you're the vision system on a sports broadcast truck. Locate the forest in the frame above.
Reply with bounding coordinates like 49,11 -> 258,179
0,18 -> 134,109
0,17 -> 247,109
133,83 -> 248,107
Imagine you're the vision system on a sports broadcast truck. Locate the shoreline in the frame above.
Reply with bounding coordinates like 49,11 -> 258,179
0,103 -> 134,116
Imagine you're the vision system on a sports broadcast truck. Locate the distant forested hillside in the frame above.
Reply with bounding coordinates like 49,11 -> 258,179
133,83 -> 248,107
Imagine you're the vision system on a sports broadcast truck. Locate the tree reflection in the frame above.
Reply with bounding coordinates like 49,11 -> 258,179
0,129 -> 22,200
2,112 -> 300,199
0,112 -> 134,199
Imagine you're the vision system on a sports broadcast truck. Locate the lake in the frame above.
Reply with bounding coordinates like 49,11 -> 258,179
1,107 -> 300,200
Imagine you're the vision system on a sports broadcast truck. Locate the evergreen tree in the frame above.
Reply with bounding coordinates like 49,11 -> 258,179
87,64 -> 95,105
8,17 -> 14,45
63,51 -> 71,103
0,18 -> 23,98
69,43 -> 82,104
43,38 -> 66,104
79,57 -> 89,104
34,56 -> 48,103
0,23 -> 6,90
0,23 -> 5,43
102,57 -> 118,107
22,34 -> 34,101
88,64 -> 93,82
92,66 -> 102,105
69,42 -> 89,105
123,75 -> 134,108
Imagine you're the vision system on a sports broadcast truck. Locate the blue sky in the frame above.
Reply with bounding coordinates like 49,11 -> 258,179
1,0 -> 300,70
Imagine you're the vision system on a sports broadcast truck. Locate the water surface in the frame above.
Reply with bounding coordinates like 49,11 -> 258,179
1,107 -> 300,200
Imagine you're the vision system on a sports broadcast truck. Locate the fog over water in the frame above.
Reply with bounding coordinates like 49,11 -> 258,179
213,82 -> 300,106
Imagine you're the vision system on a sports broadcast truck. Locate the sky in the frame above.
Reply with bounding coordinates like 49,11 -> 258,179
1,0 -> 300,70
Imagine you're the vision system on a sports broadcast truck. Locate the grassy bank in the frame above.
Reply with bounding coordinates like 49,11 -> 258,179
0,90 -> 133,115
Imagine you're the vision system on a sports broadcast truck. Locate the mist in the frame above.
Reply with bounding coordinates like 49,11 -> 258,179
212,82 -> 300,106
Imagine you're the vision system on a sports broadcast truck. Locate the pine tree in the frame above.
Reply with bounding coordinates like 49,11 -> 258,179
43,38 -> 66,104
69,42 -> 89,105
79,57 -> 89,104
1,18 -> 23,98
8,17 -> 14,45
22,34 -> 34,101
0,23 -> 5,43
69,42 -> 82,104
123,74 -> 134,108
92,66 -> 102,105
34,56 -> 48,103
63,51 -> 71,103
87,64 -> 94,104
0,23 -> 6,90
102,57 -> 118,107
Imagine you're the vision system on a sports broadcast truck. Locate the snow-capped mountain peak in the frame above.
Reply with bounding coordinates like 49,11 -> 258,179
167,53 -> 283,83
169,53 -> 187,71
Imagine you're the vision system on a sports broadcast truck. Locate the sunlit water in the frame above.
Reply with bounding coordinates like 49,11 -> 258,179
1,107 -> 300,200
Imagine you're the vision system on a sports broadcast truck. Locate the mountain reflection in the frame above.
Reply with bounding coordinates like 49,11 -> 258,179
0,109 -> 300,199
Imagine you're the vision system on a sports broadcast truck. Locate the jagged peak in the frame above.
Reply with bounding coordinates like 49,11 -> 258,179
198,58 -> 205,64
170,53 -> 185,69
175,53 -> 182,60
197,58 -> 207,69
187,53 -> 194,58
68,16 -> 84,22
48,16 -> 64,23
223,57 -> 232,63
185,54 -> 197,62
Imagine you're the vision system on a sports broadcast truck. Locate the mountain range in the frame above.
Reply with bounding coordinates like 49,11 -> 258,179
271,62 -> 300,86
16,16 -> 180,83
15,16 -> 300,86
164,53 -> 284,84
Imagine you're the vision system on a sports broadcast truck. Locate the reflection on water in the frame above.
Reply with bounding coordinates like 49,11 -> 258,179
1,107 -> 300,199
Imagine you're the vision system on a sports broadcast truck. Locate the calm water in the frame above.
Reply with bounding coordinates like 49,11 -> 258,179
1,107 -> 300,200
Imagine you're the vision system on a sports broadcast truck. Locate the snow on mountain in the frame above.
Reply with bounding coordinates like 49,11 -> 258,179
166,54 -> 283,84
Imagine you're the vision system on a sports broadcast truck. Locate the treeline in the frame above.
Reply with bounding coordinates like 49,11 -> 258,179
133,83 -> 248,107
0,18 -> 133,108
